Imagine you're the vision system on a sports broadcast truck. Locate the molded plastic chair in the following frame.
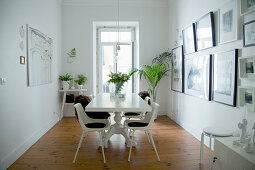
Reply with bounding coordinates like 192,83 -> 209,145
73,103 -> 110,163
125,102 -> 160,162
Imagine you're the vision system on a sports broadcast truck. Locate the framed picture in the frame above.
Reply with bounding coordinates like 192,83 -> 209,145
241,0 -> 255,15
219,0 -> 239,44
184,55 -> 212,100
212,50 -> 238,107
243,20 -> 255,47
20,56 -> 25,64
171,46 -> 184,93
239,56 -> 255,80
195,12 -> 216,51
27,24 -> 53,86
239,86 -> 255,112
182,24 -> 196,55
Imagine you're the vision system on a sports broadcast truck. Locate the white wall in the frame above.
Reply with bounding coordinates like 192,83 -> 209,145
61,0 -> 169,116
0,0 -> 62,169
167,0 -> 255,146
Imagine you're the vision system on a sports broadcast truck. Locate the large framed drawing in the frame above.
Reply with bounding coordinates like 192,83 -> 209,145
212,50 -> 238,106
182,24 -> 196,55
27,25 -> 53,86
171,46 -> 184,93
241,0 -> 255,15
219,0 -> 239,44
243,20 -> 255,47
184,55 -> 212,100
195,12 -> 216,51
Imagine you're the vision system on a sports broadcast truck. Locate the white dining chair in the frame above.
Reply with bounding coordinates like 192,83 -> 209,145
73,103 -> 110,163
125,102 -> 160,162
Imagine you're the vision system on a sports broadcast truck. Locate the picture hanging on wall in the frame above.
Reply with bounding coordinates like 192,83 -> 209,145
184,55 -> 212,100
195,12 -> 216,51
27,24 -> 53,86
171,46 -> 184,93
219,0 -> 239,44
239,56 -> 255,80
239,86 -> 255,112
243,20 -> 255,47
212,49 -> 238,107
182,24 -> 196,55
241,0 -> 255,15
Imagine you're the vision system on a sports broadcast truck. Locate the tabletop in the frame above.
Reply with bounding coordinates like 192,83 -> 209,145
85,93 -> 152,112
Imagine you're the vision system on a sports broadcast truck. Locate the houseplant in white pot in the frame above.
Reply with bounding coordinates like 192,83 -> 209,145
59,74 -> 72,90
74,74 -> 87,89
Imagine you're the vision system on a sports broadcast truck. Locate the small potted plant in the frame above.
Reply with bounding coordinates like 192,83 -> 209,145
67,48 -> 76,58
59,73 -> 72,90
107,70 -> 136,97
74,74 -> 87,89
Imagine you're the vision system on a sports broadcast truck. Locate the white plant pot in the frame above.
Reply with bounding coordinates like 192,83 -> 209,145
62,81 -> 70,90
78,85 -> 83,89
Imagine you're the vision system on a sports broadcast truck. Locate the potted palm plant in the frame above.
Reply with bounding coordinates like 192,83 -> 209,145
59,74 -> 72,90
136,51 -> 172,102
108,70 -> 136,97
74,74 -> 87,89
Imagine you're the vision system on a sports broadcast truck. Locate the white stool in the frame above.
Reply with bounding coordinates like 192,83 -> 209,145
200,127 -> 233,169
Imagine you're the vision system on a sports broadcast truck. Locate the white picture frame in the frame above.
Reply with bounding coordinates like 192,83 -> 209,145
239,56 -> 255,80
27,24 -> 53,86
184,55 -> 212,100
241,0 -> 255,15
239,86 -> 255,112
219,0 -> 239,44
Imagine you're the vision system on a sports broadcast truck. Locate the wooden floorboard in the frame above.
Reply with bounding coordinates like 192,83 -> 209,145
8,116 -> 210,170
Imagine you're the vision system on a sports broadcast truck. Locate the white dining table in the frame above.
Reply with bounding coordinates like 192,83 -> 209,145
85,93 -> 152,147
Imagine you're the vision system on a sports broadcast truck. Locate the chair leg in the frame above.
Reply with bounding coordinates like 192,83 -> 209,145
99,131 -> 106,163
148,130 -> 160,161
73,131 -> 86,163
209,134 -> 212,170
145,130 -> 150,143
128,130 -> 134,162
200,132 -> 204,163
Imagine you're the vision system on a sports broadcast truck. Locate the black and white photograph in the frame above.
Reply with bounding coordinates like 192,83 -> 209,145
182,24 -> 196,55
239,56 -> 255,79
241,0 -> 255,15
213,50 -> 238,106
195,12 -> 215,51
171,46 -> 184,93
243,20 -> 255,47
246,61 -> 254,73
245,90 -> 253,104
184,55 -> 211,100
219,0 -> 238,44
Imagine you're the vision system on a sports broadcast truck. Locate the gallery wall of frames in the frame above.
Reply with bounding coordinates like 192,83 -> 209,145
171,0 -> 255,112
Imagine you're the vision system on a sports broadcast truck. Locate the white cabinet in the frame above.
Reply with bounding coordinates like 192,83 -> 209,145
213,137 -> 255,170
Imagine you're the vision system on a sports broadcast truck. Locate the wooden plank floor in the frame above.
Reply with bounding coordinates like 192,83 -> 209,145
9,116 -> 210,170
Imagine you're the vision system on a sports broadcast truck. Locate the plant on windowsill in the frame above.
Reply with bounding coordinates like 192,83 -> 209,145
107,70 -> 136,97
135,50 -> 172,102
74,74 -> 87,89
59,73 -> 72,90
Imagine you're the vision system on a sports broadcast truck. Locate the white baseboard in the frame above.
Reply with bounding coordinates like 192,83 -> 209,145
0,117 -> 60,170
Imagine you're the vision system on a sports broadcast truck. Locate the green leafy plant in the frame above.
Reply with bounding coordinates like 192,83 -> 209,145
74,74 -> 87,85
59,73 -> 72,81
134,50 -> 172,102
67,48 -> 76,58
107,70 -> 136,95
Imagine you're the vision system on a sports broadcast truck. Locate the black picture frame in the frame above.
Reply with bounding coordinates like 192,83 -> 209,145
212,49 -> 238,107
195,12 -> 216,51
182,23 -> 196,55
243,20 -> 255,47
171,46 -> 184,93
184,54 -> 212,101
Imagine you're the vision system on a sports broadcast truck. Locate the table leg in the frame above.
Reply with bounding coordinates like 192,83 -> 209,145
61,91 -> 66,116
104,112 -> 131,147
